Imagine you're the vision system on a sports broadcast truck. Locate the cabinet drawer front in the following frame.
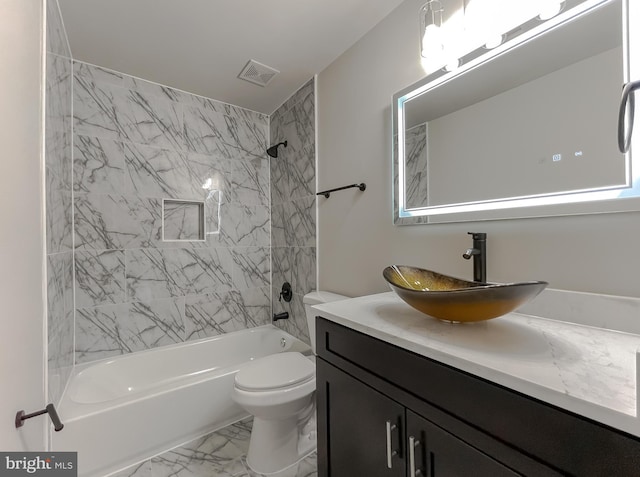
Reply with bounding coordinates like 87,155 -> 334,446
316,317 -> 640,475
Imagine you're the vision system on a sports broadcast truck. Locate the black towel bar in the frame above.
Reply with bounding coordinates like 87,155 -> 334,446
317,183 -> 366,198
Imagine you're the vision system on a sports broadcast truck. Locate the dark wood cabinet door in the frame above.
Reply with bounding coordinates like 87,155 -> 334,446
317,359 -> 405,477
406,410 -> 520,477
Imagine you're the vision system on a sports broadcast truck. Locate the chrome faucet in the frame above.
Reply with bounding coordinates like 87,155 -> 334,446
462,232 -> 487,282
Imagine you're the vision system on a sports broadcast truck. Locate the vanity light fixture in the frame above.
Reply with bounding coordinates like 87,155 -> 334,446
538,0 -> 565,20
420,0 -> 444,59
463,0 -> 506,50
484,33 -> 505,49
443,57 -> 461,72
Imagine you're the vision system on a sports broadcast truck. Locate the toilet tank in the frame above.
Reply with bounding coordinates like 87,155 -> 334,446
303,291 -> 349,353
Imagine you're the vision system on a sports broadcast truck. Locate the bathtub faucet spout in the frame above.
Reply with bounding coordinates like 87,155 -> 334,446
273,312 -> 289,322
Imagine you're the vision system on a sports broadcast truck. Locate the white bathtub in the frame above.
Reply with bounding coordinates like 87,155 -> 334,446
52,325 -> 311,477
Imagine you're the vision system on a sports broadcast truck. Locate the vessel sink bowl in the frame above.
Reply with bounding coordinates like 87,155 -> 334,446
383,265 -> 548,323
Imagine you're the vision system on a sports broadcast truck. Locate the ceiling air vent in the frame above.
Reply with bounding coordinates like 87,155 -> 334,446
238,59 -> 279,87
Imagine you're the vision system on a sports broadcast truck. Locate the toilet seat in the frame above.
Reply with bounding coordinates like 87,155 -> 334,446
235,352 -> 315,392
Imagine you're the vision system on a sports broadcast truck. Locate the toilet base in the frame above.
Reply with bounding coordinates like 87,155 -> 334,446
246,410 -> 316,475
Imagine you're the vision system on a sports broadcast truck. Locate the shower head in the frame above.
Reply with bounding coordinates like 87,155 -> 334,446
266,140 -> 287,158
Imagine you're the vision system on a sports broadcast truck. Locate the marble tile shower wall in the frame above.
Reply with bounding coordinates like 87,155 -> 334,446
46,0 -> 74,405
270,79 -> 316,343
72,61 -> 271,364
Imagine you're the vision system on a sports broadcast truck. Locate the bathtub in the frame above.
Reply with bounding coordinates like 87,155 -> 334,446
51,325 -> 311,477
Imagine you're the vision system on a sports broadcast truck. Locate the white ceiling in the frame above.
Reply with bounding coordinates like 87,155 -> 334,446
57,0 -> 407,115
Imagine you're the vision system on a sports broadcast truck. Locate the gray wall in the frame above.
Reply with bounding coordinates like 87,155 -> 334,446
1,0 -> 48,449
317,0 -> 640,299
270,79 -> 317,343
72,62 -> 271,364
46,0 -> 74,405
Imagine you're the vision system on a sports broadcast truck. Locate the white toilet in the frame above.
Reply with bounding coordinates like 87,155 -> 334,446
232,291 -> 348,474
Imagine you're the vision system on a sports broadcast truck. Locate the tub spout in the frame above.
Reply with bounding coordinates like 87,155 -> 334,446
273,312 -> 289,322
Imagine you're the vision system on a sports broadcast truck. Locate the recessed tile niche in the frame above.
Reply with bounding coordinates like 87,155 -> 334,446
162,199 -> 206,242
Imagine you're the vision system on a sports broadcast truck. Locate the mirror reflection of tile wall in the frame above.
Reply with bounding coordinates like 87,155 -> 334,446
404,124 -> 428,210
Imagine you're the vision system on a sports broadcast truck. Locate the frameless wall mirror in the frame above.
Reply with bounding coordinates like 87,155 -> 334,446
393,0 -> 639,224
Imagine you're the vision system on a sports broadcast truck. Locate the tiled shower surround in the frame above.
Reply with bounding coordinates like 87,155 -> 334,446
46,0 -> 74,405
45,4 -> 318,472
72,61 -> 272,364
270,80 -> 317,343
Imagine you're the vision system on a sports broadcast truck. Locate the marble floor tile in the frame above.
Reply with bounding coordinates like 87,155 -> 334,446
104,419 -> 317,477
151,420 -> 252,477
242,453 -> 317,477
109,460 -> 152,477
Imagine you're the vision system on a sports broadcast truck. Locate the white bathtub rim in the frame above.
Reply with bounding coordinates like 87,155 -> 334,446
60,326 -> 311,422
59,366 -> 240,423
73,324 -> 297,372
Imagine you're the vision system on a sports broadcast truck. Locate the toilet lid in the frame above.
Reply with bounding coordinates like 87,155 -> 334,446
235,352 -> 315,391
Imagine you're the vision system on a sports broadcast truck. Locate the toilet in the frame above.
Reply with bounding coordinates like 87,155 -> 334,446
232,291 -> 348,474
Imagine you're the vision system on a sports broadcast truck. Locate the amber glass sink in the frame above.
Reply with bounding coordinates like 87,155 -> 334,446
383,265 -> 548,323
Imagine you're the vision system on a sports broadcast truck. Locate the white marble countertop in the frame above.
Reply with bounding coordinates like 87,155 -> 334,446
313,292 -> 640,438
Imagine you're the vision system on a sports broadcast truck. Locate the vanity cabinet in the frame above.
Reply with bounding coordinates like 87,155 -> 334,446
406,410 -> 519,476
315,318 -> 640,476
318,359 -> 404,476
320,360 -> 519,476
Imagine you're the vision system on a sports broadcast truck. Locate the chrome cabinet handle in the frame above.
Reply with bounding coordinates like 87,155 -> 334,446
618,80 -> 640,153
409,435 -> 422,476
385,420 -> 398,469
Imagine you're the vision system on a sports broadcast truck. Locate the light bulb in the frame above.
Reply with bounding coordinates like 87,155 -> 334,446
484,34 -> 504,49
444,57 -> 460,72
539,1 -> 563,20
421,24 -> 443,58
